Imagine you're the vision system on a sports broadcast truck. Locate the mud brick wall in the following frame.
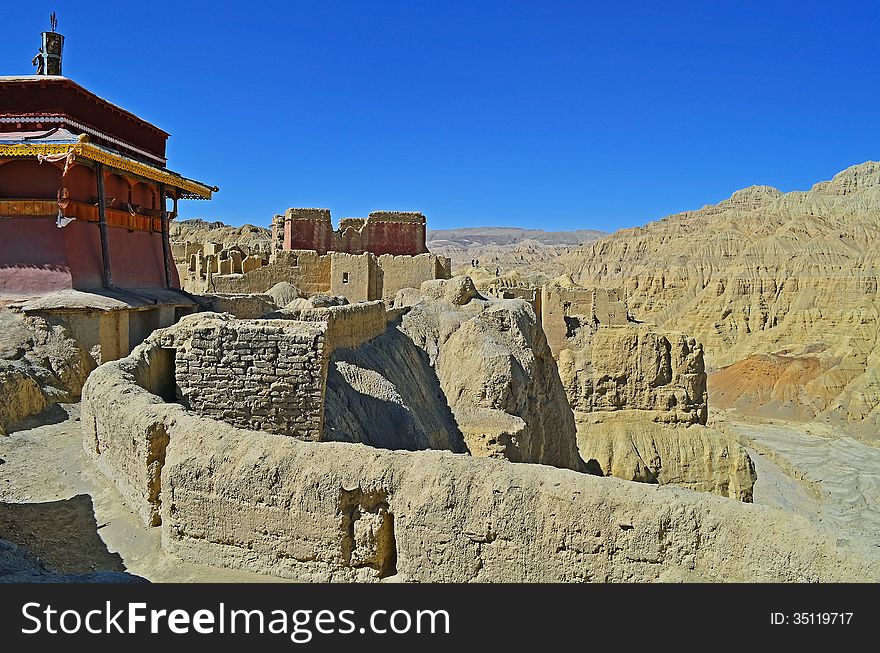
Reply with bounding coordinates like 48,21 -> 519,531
376,253 -> 451,300
281,301 -> 388,352
174,319 -> 328,440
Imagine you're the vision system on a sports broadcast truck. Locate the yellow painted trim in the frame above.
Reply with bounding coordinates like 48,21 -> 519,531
0,141 -> 214,199
0,142 -> 72,157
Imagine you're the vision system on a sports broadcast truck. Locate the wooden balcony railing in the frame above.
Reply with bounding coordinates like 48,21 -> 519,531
0,199 -> 164,233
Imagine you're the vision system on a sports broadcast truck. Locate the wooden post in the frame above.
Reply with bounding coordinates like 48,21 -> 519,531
158,183 -> 173,289
94,162 -> 113,288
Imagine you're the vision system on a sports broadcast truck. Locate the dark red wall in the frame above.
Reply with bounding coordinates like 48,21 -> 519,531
0,159 -> 62,199
285,218 -> 332,254
107,227 -> 169,288
0,78 -> 167,162
360,221 -> 427,256
0,217 -> 101,295
0,217 -> 174,296
281,215 -> 428,257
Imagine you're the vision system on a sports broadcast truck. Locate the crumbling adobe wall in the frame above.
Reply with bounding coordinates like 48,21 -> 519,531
203,293 -> 278,319
269,301 -> 388,353
540,284 -> 629,357
283,208 -> 333,254
172,316 -> 328,440
329,253 -> 380,303
81,340 -> 174,526
336,218 -> 366,254
81,351 -> 880,581
377,253 -> 452,300
320,302 -> 388,352
207,251 -> 331,297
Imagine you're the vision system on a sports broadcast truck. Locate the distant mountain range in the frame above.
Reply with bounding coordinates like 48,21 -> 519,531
427,227 -> 605,248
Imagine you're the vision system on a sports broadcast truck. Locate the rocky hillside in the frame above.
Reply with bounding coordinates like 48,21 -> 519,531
169,219 -> 271,254
560,162 -> 880,440
428,227 -> 604,278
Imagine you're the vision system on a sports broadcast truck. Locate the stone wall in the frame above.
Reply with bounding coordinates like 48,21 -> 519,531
81,346 -> 880,582
173,317 -> 328,440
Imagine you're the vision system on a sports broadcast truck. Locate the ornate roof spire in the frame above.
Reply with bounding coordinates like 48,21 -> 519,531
33,13 -> 64,76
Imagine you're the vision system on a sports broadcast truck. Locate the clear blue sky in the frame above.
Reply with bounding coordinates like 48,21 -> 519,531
4,1 -> 878,231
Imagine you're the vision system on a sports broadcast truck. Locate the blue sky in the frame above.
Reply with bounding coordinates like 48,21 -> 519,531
4,1 -> 878,231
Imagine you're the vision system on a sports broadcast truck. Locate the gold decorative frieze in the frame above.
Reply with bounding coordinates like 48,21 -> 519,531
0,142 -> 214,199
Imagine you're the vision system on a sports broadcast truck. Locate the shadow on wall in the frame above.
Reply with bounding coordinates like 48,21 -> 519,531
324,320 -> 469,453
0,494 -> 126,575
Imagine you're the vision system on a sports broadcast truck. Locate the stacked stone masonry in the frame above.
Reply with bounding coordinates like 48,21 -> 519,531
174,319 -> 328,440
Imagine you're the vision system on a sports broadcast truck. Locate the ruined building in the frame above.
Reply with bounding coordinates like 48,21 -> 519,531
183,208 -> 450,301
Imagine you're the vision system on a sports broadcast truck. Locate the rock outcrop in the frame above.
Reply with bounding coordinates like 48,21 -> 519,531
542,279 -> 753,499
560,161 -> 880,441
576,415 -> 755,501
559,326 -> 708,425
327,276 -> 583,470
0,309 -> 94,434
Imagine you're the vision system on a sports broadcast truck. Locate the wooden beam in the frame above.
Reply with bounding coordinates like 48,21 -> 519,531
158,182 -> 173,289
94,162 -> 114,288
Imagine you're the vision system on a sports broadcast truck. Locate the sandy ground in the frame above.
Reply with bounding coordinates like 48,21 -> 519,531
0,404 -> 286,582
716,412 -> 880,540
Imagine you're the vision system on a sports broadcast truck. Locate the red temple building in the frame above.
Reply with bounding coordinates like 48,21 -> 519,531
275,208 -> 430,257
0,25 -> 216,297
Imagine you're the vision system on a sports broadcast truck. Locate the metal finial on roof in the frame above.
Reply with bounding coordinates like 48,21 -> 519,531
33,15 -> 64,76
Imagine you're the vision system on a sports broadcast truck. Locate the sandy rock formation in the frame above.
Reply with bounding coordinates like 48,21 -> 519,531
548,293 -> 753,499
264,281 -> 305,307
434,301 -> 579,465
0,310 -> 94,434
576,415 -> 755,501
559,326 -> 708,424
327,276 -> 583,470
561,161 -> 880,440
324,327 -> 468,452
170,219 -> 271,256
427,227 -> 605,281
